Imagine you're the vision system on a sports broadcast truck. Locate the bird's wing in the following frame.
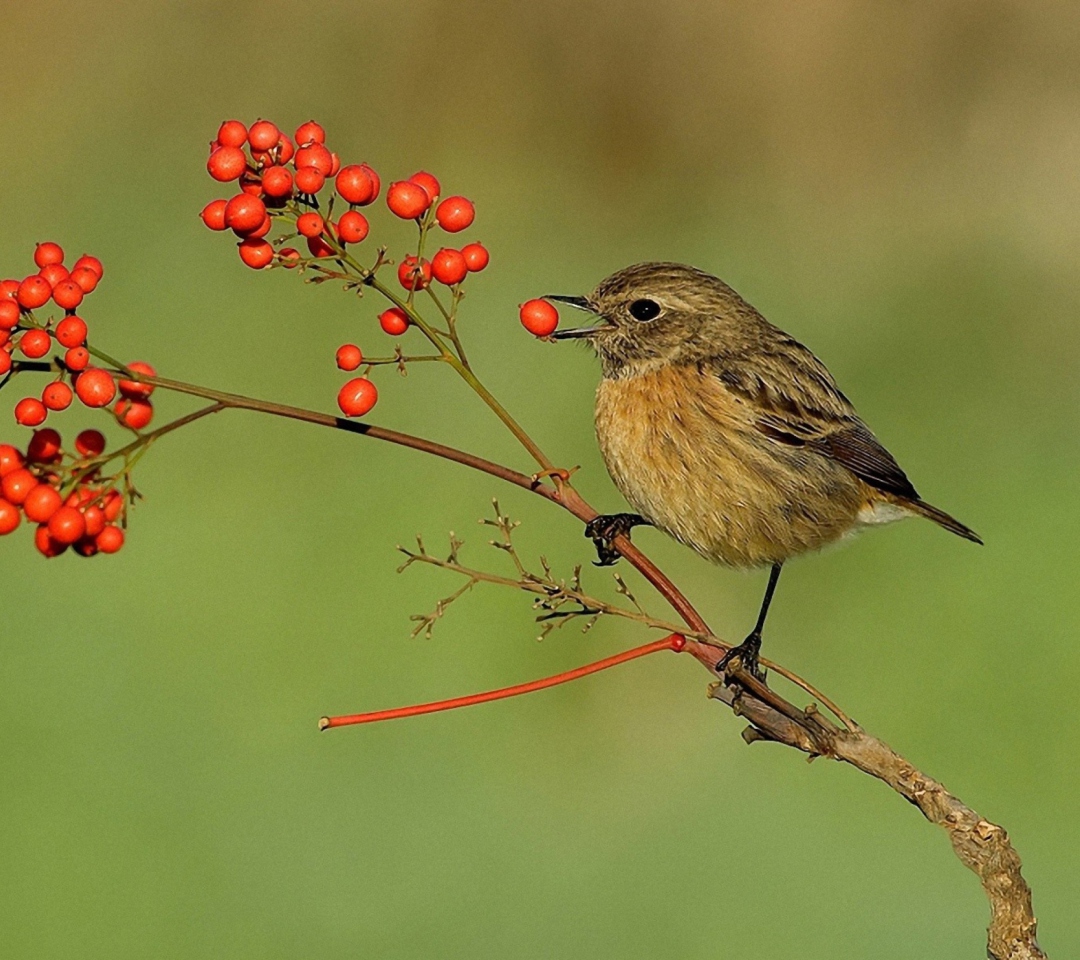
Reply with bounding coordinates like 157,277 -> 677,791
707,342 -> 920,501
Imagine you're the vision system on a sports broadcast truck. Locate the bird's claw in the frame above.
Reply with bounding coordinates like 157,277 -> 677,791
716,632 -> 766,682
584,513 -> 649,566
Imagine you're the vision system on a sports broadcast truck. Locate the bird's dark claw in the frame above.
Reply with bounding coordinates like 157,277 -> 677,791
716,632 -> 766,682
584,513 -> 649,566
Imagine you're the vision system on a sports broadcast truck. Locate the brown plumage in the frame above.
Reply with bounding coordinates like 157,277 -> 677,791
551,262 -> 980,670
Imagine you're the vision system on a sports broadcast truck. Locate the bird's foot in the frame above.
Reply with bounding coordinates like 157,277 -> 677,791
716,631 -> 766,682
584,513 -> 650,566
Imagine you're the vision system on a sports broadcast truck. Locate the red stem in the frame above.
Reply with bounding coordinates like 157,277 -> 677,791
319,634 -> 686,730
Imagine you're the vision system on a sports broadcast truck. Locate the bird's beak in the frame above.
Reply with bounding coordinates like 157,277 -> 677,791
544,295 -> 615,339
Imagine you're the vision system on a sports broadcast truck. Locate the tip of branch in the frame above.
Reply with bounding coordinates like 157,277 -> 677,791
318,717 -> 331,731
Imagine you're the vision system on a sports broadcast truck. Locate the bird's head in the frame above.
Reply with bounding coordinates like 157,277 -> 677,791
548,262 -> 763,377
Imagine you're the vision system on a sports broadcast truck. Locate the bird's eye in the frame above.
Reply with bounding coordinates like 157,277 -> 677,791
628,298 -> 661,322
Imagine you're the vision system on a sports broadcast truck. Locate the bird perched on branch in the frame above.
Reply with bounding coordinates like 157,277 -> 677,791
549,262 -> 981,677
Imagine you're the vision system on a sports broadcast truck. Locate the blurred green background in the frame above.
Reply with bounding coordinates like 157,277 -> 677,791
2,1 -> 1077,956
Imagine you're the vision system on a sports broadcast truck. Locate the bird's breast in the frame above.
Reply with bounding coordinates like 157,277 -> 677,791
594,365 -> 866,567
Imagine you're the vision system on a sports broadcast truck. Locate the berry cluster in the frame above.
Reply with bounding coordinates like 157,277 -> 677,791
0,432 -> 126,557
1,244 -> 158,431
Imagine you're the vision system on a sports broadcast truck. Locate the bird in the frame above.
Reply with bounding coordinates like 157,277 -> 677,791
548,262 -> 981,677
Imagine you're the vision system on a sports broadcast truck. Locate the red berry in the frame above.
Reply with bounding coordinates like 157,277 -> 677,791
294,142 -> 333,176
20,329 -> 52,359
0,352 -> 10,377
34,242 -> 64,268
248,119 -> 281,152
207,146 -> 248,182
25,414 -> 60,444
17,275 -> 52,309
48,505 -> 86,545
14,398 -> 47,427
337,377 -> 378,417
76,429 -> 106,457
387,180 -> 431,219
519,299 -> 560,337
0,279 -> 18,300
328,152 -> 341,177
337,210 -> 369,244
69,266 -> 100,293
75,368 -> 116,407
336,165 -> 377,205
278,248 -> 301,268
217,119 -> 248,147
295,120 -> 326,145
224,194 -> 267,236
118,361 -> 156,400
296,212 -> 325,238
240,174 -> 263,196
409,171 -> 441,201
2,467 -> 37,504
238,238 -> 274,269
65,347 -> 90,371
0,444 -> 24,477
200,198 -> 229,231
102,489 -> 123,521
336,344 -> 363,371
42,381 -> 73,411
435,196 -> 475,233
0,300 -> 19,330
262,165 -> 294,198
397,256 -> 431,291
34,524 -> 67,557
72,255 -> 103,279
83,504 -> 106,537
56,315 -> 88,348
0,498 -> 19,535
115,398 -> 154,430
276,135 -> 295,164
73,536 -> 99,558
294,165 -> 326,194
379,307 -> 409,336
362,164 -> 381,200
250,215 -> 273,240
431,248 -> 468,286
52,279 -> 84,310
23,484 -> 62,523
306,235 -> 335,258
461,242 -> 490,272
39,263 -> 69,287
96,524 -> 125,554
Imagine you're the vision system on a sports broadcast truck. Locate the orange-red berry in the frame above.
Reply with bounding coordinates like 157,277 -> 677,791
48,505 -> 86,545
207,146 -> 248,182
69,266 -> 100,293
409,171 -> 440,201
0,444 -> 24,476
52,279 -> 84,310
116,398 -> 154,430
306,235 -> 335,258
17,275 -> 52,309
39,263 -> 69,287
336,344 -> 363,370
14,398 -> 47,427
0,352 -> 10,377
34,523 -> 67,557
0,279 -> 18,300
431,248 -> 468,285
118,361 -> 156,400
276,134 -> 295,164
34,242 -> 64,268
294,142 -> 333,176
96,524 -> 125,553
65,347 -> 90,372
27,428 -> 61,462
238,238 -> 274,269
0,300 -> 19,330
379,307 -> 409,335
20,329 -> 52,359
56,315 -> 88,348
262,165 -> 294,198
23,484 -> 62,523
296,212 -> 325,238
461,242 -> 490,272
337,377 -> 378,417
335,165 -> 377,205
337,210 -> 369,244
328,152 -> 341,177
217,119 -> 247,147
0,498 -> 19,535
278,248 -> 301,268
248,120 -> 281,152
294,165 -> 325,194
435,196 -> 475,233
295,120 -> 325,145
75,368 -> 116,407
387,181 -> 431,219
518,299 -> 560,337
83,504 -> 106,538
200,199 -> 228,231
73,255 -> 103,279
2,467 -> 37,504
397,256 -> 431,291
76,429 -> 106,457
42,381 -> 73,411
224,194 -> 267,236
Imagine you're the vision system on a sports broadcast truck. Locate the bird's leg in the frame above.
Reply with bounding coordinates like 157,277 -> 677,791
717,562 -> 783,681
584,513 -> 651,566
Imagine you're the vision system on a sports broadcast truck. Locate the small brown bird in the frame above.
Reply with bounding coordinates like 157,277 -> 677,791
549,262 -> 981,675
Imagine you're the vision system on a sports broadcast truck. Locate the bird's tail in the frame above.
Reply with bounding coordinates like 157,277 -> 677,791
909,499 -> 983,545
